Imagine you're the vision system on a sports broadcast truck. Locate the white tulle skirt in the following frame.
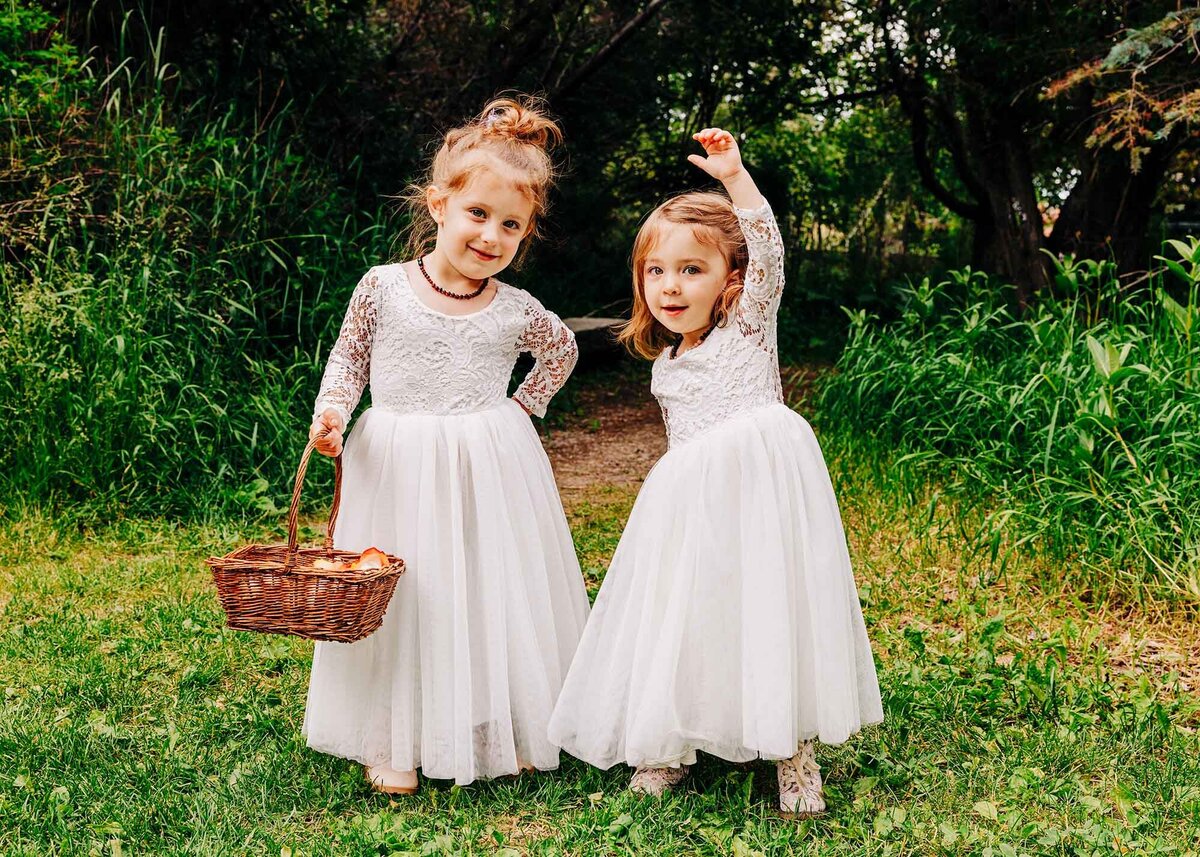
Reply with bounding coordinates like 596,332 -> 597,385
548,403 -> 883,769
302,399 -> 590,784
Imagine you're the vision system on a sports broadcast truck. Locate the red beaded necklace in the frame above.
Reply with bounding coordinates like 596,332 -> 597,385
418,256 -> 489,300
670,323 -> 716,359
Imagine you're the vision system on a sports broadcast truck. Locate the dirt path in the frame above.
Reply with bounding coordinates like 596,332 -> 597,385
541,369 -> 666,511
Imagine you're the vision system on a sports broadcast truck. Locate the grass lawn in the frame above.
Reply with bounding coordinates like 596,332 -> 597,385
2,422 -> 1198,855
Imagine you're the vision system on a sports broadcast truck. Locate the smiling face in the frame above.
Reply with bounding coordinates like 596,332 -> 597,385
641,222 -> 738,341
428,161 -> 536,280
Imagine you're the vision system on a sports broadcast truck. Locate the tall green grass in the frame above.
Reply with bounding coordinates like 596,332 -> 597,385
817,241 -> 1200,604
1,5 -> 390,517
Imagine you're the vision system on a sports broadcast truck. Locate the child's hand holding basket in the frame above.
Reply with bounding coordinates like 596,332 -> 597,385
206,426 -> 404,643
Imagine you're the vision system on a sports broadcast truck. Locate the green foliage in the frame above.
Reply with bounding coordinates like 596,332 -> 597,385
818,238 -> 1200,602
745,107 -> 967,357
0,3 -> 389,515
0,1 -> 959,514
1066,7 -> 1200,166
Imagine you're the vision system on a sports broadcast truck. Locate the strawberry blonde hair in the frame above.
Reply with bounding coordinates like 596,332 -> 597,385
617,191 -> 749,360
403,95 -> 563,265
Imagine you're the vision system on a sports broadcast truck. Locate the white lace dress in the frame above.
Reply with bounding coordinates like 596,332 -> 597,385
548,202 -> 883,769
301,264 -> 590,785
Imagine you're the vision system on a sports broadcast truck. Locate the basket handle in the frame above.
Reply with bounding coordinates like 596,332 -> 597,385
285,426 -> 344,568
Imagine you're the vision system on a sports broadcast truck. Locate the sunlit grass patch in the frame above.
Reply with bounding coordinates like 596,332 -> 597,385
564,484 -> 638,598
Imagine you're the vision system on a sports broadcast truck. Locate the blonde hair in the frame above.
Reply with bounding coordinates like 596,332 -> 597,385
402,94 -> 563,265
617,191 -> 749,360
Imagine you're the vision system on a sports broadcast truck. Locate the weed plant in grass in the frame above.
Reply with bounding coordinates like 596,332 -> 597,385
817,239 -> 1200,604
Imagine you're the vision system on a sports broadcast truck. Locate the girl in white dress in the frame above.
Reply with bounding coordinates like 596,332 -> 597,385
548,128 -> 883,815
303,97 -> 590,793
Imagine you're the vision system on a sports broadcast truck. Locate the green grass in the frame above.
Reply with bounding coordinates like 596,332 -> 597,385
565,486 -> 638,597
818,245 -> 1200,604
1,4 -> 390,516
2,438 -> 1198,856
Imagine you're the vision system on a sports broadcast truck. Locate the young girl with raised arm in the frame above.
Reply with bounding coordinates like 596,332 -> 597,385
549,128 -> 882,815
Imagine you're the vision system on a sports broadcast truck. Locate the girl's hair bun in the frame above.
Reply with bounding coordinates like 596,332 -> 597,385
477,96 -> 563,152
399,92 -> 563,265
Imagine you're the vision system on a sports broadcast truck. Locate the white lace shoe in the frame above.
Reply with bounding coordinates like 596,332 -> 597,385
777,741 -> 826,816
629,764 -> 690,796
365,764 -> 418,795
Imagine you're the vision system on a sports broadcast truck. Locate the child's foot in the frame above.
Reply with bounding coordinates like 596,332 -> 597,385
500,759 -> 537,779
365,764 -> 418,795
629,764 -> 689,796
777,741 -> 825,816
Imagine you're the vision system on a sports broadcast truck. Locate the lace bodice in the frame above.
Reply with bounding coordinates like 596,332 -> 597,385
651,202 -> 786,447
313,264 -> 577,422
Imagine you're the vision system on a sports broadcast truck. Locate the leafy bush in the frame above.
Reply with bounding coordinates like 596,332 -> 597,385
818,239 -> 1200,602
0,4 -> 389,516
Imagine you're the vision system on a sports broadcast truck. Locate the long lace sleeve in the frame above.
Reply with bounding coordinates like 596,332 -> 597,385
513,295 -> 578,418
312,271 -> 378,425
735,201 -> 785,308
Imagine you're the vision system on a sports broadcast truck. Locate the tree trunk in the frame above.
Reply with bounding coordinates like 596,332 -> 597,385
963,100 -> 1050,304
1048,141 -> 1179,275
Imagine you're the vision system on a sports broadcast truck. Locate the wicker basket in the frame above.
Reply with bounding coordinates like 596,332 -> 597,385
206,429 -> 405,643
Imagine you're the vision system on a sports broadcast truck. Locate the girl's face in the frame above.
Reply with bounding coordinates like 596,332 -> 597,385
429,166 -> 535,280
642,223 -> 737,339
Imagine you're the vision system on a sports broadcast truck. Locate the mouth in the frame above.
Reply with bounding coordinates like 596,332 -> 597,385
469,246 -> 500,262
661,305 -> 688,317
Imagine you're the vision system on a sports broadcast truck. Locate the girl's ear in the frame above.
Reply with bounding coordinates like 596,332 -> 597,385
724,267 -> 743,289
426,186 -> 446,225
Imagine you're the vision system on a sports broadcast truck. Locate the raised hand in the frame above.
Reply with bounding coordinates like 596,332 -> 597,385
687,127 -> 765,210
687,128 -> 745,182
309,408 -> 346,457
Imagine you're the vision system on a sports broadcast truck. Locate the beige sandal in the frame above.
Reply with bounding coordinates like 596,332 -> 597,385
629,764 -> 690,796
365,764 -> 419,795
777,740 -> 826,817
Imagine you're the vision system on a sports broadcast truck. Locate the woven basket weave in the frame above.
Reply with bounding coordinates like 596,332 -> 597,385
206,429 -> 404,642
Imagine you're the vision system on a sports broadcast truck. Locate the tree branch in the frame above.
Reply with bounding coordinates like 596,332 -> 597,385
549,0 -> 670,101
929,90 -> 988,205
880,0 -> 983,221
496,0 -> 575,85
792,87 -> 888,110
907,94 -> 986,220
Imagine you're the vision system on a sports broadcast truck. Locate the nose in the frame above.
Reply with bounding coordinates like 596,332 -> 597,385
663,275 -> 682,295
480,222 -> 501,247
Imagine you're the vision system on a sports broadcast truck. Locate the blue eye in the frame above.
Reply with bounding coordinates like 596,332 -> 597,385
647,266 -> 663,276
684,265 -> 702,275
504,220 -> 521,230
